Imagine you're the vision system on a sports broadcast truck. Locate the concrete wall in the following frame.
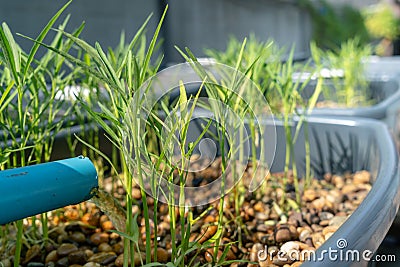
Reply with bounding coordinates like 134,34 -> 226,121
0,0 -> 312,64
0,0 -> 160,54
164,0 -> 313,63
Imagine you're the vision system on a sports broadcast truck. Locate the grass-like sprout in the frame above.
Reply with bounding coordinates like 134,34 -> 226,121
205,34 -> 286,113
28,6 -> 168,266
310,38 -> 372,107
0,1 -> 82,264
266,47 -> 323,207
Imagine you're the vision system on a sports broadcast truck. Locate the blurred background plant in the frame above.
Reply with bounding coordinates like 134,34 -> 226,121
310,38 -> 373,107
363,1 -> 400,55
300,0 -> 370,50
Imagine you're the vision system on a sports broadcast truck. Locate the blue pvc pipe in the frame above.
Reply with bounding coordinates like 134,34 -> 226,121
0,156 -> 98,225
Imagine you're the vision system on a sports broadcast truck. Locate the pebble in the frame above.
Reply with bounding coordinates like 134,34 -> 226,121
275,226 -> 291,243
311,197 -> 326,210
98,242 -> 113,253
132,188 -> 142,199
90,232 -> 109,245
199,225 -> 218,244
98,214 -> 107,225
319,219 -> 330,226
259,255 -> 273,267
353,170 -> 370,184
101,220 -> 114,231
112,243 -> 124,254
27,263 -> 45,267
329,216 -> 348,227
255,212 -> 269,221
319,212 -> 334,221
272,254 -> 293,266
45,250 -> 58,264
82,212 -> 101,227
70,232 -> 86,243
68,251 -> 88,265
56,257 -> 69,267
280,241 -> 299,254
83,263 -> 101,267
342,184 -> 357,194
84,249 -> 94,259
24,244 -> 41,263
288,212 -> 302,226
288,224 -> 299,239
114,252 -> 144,267
88,252 -> 117,265
155,247 -> 169,263
311,224 -> 323,232
57,243 -> 78,257
254,201 -> 264,212
0,259 -> 11,267
114,254 -> 127,267
204,248 -> 223,263
65,208 -> 80,220
322,226 -> 338,236
325,232 -> 334,240
109,232 -> 120,239
303,189 -> 317,202
299,229 -> 311,242
204,215 -> 216,223
294,241 -> 310,250
311,233 -> 325,248
256,224 -> 269,233
305,213 -> 320,225
332,175 -> 344,188
260,234 -> 274,246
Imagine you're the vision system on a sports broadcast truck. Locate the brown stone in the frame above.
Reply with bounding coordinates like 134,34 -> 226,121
353,170 -> 370,184
132,188 -> 142,200
68,251 -> 87,265
70,232 -> 86,243
88,252 -> 117,265
311,233 -> 325,248
199,225 -> 218,244
311,197 -> 326,210
112,242 -> 124,254
254,201 -> 265,212
57,243 -> 78,257
303,189 -> 317,202
56,257 -> 69,267
275,227 -> 291,243
83,263 -> 101,267
90,232 -> 109,245
98,242 -> 113,253
342,184 -> 358,194
101,220 -> 114,231
23,244 -> 41,263
322,226 -> 338,236
156,247 -> 169,263
204,248 -> 223,263
45,250 -> 58,264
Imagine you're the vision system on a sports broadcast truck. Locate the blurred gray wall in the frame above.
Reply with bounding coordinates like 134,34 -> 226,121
0,0 -> 160,55
0,0 -> 312,64
164,0 -> 312,63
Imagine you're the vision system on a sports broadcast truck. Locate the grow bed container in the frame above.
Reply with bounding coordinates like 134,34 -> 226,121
182,114 -> 400,266
279,117 -> 399,266
0,120 -> 114,163
300,76 -> 400,134
0,85 -> 114,162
